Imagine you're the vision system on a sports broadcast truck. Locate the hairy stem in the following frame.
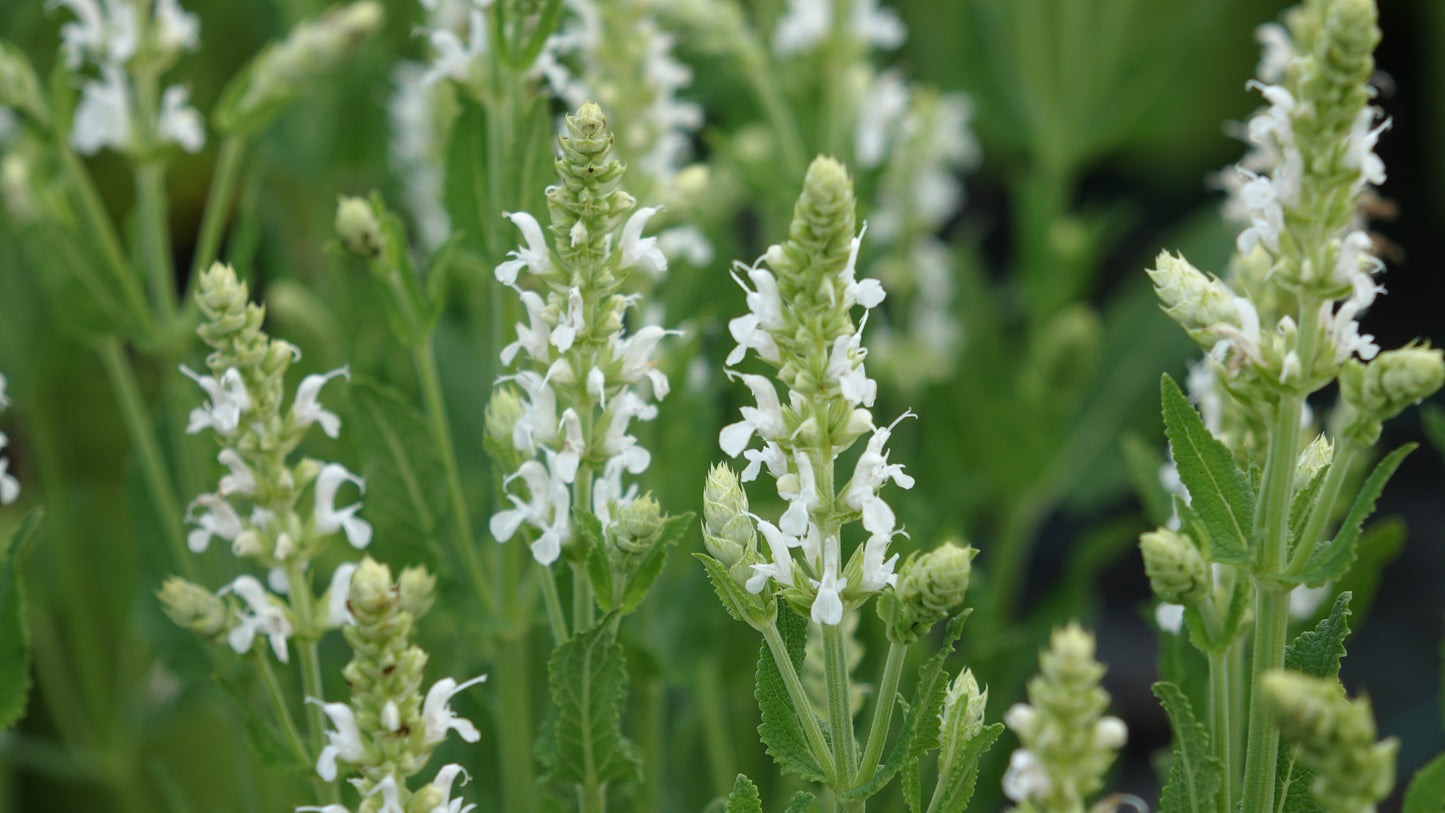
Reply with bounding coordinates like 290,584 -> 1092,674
823,622 -> 858,789
761,621 -> 838,783
856,640 -> 907,789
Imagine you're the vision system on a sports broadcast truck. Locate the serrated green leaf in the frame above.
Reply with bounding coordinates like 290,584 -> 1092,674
1152,682 -> 1222,813
928,723 -> 1003,813
0,510 -> 42,731
1403,751 -> 1445,813
1297,445 -> 1413,587
211,675 -> 309,773
756,601 -> 828,783
696,553 -> 749,625
902,755 -> 922,813
724,773 -> 763,813
1285,592 -> 1352,679
619,513 -> 693,615
1275,742 -> 1322,813
546,614 -> 641,788
1160,375 -> 1253,565
577,511 -> 615,610
344,379 -> 447,568
783,790 -> 817,813
843,612 -> 972,801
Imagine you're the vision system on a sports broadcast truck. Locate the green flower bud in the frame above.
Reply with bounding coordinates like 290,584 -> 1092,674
347,556 -> 396,619
1342,345 -> 1445,423
938,669 -> 989,782
0,41 -> 48,126
614,493 -> 665,554
547,101 -> 634,268
703,463 -> 755,566
1296,434 -> 1334,486
397,565 -> 436,619
885,542 -> 975,644
158,577 -> 227,636
483,386 -> 528,474
336,195 -> 384,258
1261,670 -> 1397,813
1139,529 -> 1211,606
1147,252 -> 1239,346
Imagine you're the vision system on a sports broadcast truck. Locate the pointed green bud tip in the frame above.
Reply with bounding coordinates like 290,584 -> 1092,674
615,493 -> 666,553
397,565 -> 436,619
158,577 -> 227,636
1343,344 -> 1445,424
941,668 -> 988,741
348,556 -> 396,617
195,262 -> 248,313
569,100 -> 608,140
335,195 -> 384,258
903,541 -> 976,614
1146,252 -> 1238,339
1139,528 -> 1211,606
702,464 -> 755,566
1296,434 -> 1334,485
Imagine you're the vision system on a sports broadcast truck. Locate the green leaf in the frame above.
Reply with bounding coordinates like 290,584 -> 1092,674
0,510 -> 42,731
928,722 -> 1003,813
1285,592 -> 1352,680
1288,465 -> 1328,545
783,791 -> 817,813
1152,682 -> 1222,813
1297,445 -> 1413,587
1160,375 -> 1253,565
902,756 -> 922,813
845,611 -> 972,801
619,513 -> 693,615
1420,404 -> 1445,459
1275,742 -> 1322,813
1121,432 -> 1172,526
578,511 -> 616,611
546,614 -> 642,788
756,601 -> 828,783
1332,518 -> 1404,626
344,379 -> 447,568
211,675 -> 309,774
724,774 -> 763,813
1403,751 -> 1445,813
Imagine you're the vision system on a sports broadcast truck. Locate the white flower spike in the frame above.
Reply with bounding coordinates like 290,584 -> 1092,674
314,463 -> 372,548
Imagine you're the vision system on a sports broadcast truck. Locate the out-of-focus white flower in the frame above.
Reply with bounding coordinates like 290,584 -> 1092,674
221,574 -> 293,662
71,63 -> 133,155
420,7 -> 488,87
1344,106 -> 1389,188
1255,23 -> 1295,84
217,448 -> 257,496
291,366 -> 348,438
310,698 -> 365,780
389,63 -> 451,251
774,0 -> 904,56
157,85 -> 205,152
1002,748 -> 1052,802
186,493 -> 244,553
181,365 -> 251,435
152,0 -> 201,55
314,463 -> 372,549
51,0 -> 139,69
855,70 -> 910,169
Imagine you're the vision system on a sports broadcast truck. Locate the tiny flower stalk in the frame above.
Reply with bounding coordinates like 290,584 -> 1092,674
1145,1 -> 1444,811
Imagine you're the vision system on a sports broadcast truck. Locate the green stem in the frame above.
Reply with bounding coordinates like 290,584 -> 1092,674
539,563 -> 569,644
571,561 -> 595,632
413,341 -> 493,614
59,148 -> 152,337
97,339 -> 192,576
135,161 -> 177,325
1240,395 -> 1304,813
856,640 -> 907,789
697,661 -> 737,797
284,560 -> 339,805
578,781 -> 606,813
738,41 -> 808,180
189,137 -> 248,284
254,650 -> 310,767
760,621 -> 838,782
1285,442 -> 1359,575
1208,649 -> 1233,813
495,632 -> 537,813
822,622 -> 858,790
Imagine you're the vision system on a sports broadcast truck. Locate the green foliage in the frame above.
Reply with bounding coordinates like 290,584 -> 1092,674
1296,445 -> 1414,587
1285,593 -> 1352,680
1160,375 -> 1254,566
211,674 -> 309,774
1152,681 -> 1222,813
783,791 -> 817,813
344,379 -> 447,568
755,602 -> 828,784
0,510 -> 41,731
925,723 -> 1004,813
724,773 -> 763,813
544,614 -> 642,789
1403,752 -> 1445,813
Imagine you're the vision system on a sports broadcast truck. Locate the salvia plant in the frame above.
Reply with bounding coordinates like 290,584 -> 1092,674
3,0 -> 1445,812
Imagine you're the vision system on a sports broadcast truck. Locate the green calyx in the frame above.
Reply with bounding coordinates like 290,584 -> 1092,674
1139,528 -> 1211,606
883,542 -> 975,645
547,100 -> 636,270
702,463 -> 756,567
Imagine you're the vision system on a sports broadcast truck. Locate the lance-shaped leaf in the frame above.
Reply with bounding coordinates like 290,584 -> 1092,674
756,602 -> 829,783
546,614 -> 642,788
926,722 -> 1004,813
1272,593 -> 1354,813
1152,681 -> 1222,813
0,510 -> 42,731
1296,445 -> 1413,588
1160,375 -> 1253,565
724,774 -> 763,813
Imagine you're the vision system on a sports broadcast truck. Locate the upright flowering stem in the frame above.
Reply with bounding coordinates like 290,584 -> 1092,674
187,136 -> 247,291
857,640 -> 907,788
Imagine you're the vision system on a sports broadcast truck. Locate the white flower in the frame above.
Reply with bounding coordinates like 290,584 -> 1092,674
1155,602 -> 1185,633
1093,716 -> 1128,749
427,764 -> 476,813
747,517 -> 798,592
324,562 -> 357,627
719,373 -> 787,457
309,698 -> 366,781
490,455 -> 571,565
296,806 -> 351,813
51,0 -> 139,68
859,531 -> 900,591
1343,106 -> 1389,187
773,0 -> 903,55
809,537 -> 846,625
825,328 -> 876,408
185,493 -> 244,553
421,7 -> 488,86
1245,81 -> 1297,147
0,435 -> 18,506
422,674 -> 488,745
181,365 -> 251,435
216,448 -> 257,496
837,227 -> 885,310
496,211 -> 553,284
291,366 -> 348,438
222,575 -> 292,662
1002,748 -> 1051,802
71,63 -> 133,155
1234,168 -> 1285,255
843,413 -> 915,535
157,85 -> 205,152
550,287 -> 586,352
1289,583 -> 1330,619
361,775 -> 404,813
1255,23 -> 1295,84
855,70 -> 911,169
314,463 -> 372,548
389,63 -> 451,252
501,289 -> 554,366
657,225 -> 713,267
620,206 -> 668,279
508,370 -> 560,453
553,408 -> 585,483
740,440 -> 787,483
617,325 -> 676,398
152,0 -> 201,55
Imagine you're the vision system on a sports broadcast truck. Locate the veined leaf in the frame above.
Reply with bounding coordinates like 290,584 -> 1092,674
546,615 -> 641,788
1275,741 -> 1322,813
1285,592 -> 1352,679
1152,681 -> 1222,813
783,791 -> 817,813
902,755 -> 922,813
1160,375 -> 1253,565
926,722 -> 1004,813
0,510 -> 42,731
756,601 -> 828,783
1403,751 -> 1445,813
619,513 -> 693,614
725,774 -> 763,813
1297,445 -> 1413,588
212,674 -> 309,773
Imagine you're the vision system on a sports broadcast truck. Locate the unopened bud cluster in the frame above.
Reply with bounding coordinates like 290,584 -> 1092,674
882,542 -> 975,645
1139,529 -> 1210,607
1003,624 -> 1127,812
1261,670 -> 1396,813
